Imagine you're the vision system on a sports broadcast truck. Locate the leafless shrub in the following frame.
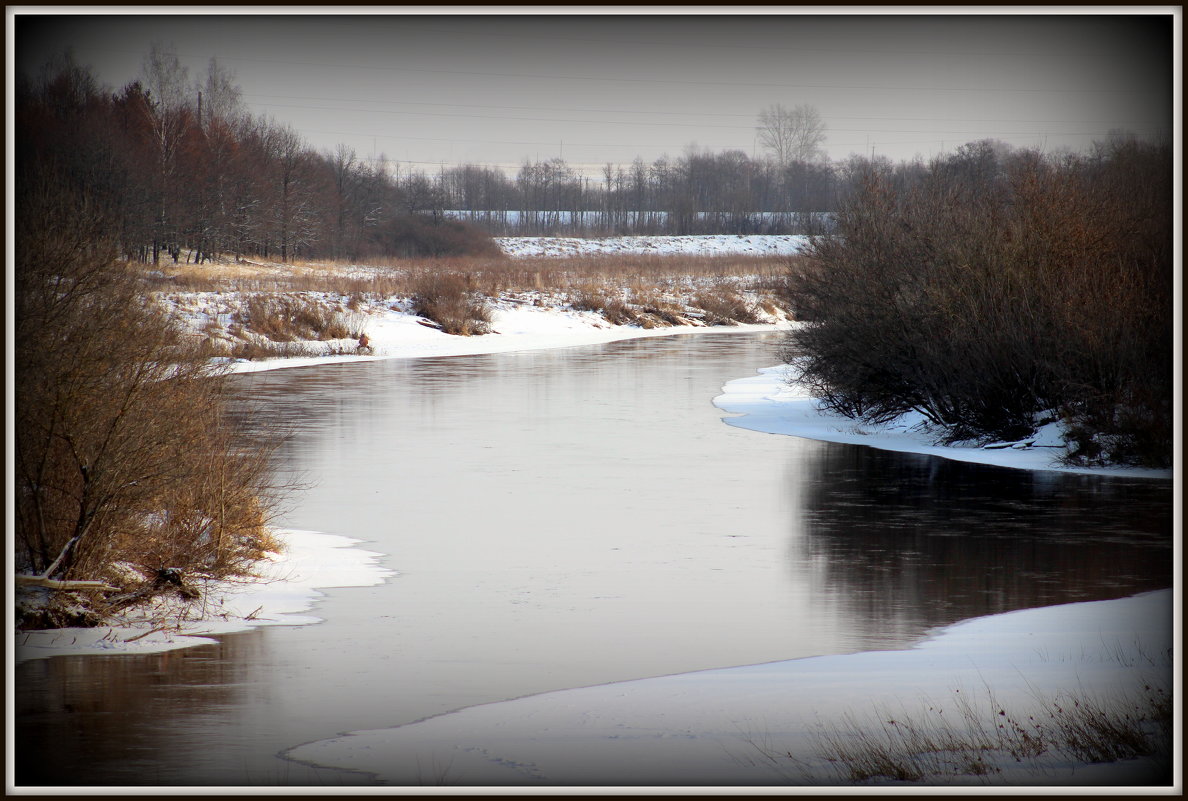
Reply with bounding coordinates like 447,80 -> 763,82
569,287 -> 612,314
233,294 -> 361,342
378,215 -> 504,259
229,339 -> 318,361
410,271 -> 493,336
785,141 -> 1171,464
694,289 -> 764,325
629,288 -> 688,328
15,183 -> 288,627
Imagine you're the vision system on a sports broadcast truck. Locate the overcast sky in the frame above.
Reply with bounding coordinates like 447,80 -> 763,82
13,9 -> 1176,178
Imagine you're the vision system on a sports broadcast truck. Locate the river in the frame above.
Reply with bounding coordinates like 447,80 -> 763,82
14,331 -> 1173,786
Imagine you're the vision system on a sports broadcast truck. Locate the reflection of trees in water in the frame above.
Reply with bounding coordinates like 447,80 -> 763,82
790,444 -> 1173,646
16,636 -> 256,785
15,631 -> 364,786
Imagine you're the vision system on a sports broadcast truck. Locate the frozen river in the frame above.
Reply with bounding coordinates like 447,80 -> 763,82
15,331 -> 1173,786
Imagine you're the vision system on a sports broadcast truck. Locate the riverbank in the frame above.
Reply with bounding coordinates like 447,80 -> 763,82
14,530 -> 393,665
214,303 -> 1173,479
714,364 -> 1176,480
215,299 -> 789,375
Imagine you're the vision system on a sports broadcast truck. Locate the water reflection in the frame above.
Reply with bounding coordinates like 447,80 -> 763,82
15,632 -> 374,786
789,444 -> 1173,646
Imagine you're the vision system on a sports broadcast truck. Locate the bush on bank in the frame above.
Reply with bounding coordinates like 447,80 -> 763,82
784,139 -> 1172,468
14,180 -> 287,629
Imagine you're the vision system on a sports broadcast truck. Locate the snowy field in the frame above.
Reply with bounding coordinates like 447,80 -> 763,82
495,233 -> 809,258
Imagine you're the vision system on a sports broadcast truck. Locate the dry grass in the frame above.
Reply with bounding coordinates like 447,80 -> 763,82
143,250 -> 795,346
694,289 -> 765,325
806,683 -> 1172,785
409,271 -> 494,336
141,252 -> 793,298
231,294 -> 364,342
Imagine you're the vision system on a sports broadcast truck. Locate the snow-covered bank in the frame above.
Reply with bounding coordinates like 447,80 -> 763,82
285,589 -> 1173,787
211,299 -> 787,375
14,530 -> 393,664
714,364 -> 1174,479
495,233 -> 809,258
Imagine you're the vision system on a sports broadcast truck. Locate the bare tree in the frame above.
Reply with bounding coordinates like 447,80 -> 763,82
199,57 -> 243,131
140,43 -> 193,263
757,104 -> 827,166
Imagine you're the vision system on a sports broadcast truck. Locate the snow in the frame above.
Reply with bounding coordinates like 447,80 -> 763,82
284,589 -> 1174,787
713,363 -> 1175,479
205,294 -> 789,376
14,530 -> 393,664
495,233 -> 809,258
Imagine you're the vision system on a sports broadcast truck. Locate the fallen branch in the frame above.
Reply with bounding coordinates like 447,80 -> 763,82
15,574 -> 119,592
123,626 -> 171,643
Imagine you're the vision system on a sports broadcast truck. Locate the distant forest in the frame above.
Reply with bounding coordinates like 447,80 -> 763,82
16,47 -> 1157,265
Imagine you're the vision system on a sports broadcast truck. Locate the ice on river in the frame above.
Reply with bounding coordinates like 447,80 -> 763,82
286,589 -> 1173,787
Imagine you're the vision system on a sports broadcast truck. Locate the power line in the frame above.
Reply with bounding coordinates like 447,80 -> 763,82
246,93 -> 1139,127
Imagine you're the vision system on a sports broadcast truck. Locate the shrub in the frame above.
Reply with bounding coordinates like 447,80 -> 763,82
631,289 -> 687,328
784,141 -> 1172,463
14,183 -> 287,626
410,271 -> 494,336
568,288 -> 638,325
694,289 -> 764,325
233,294 -> 361,342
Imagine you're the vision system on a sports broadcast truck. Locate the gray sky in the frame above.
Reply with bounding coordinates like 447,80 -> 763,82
13,9 -> 1176,178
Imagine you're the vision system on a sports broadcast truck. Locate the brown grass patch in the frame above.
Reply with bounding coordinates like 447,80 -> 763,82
410,272 -> 493,336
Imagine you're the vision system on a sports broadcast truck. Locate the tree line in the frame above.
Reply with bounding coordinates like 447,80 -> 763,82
19,47 -> 857,263
17,47 -> 498,266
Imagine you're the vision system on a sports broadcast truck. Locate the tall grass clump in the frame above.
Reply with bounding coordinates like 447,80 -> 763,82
809,683 -> 1171,785
785,139 -> 1172,466
410,271 -> 494,335
232,294 -> 363,342
694,289 -> 764,325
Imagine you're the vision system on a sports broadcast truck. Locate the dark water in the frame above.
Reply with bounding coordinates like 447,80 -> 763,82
15,332 -> 1173,786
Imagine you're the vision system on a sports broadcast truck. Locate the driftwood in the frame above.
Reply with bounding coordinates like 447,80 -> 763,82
16,535 -> 119,592
15,575 -> 118,592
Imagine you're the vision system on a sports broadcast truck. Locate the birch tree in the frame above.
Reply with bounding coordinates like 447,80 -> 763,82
757,103 -> 827,167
